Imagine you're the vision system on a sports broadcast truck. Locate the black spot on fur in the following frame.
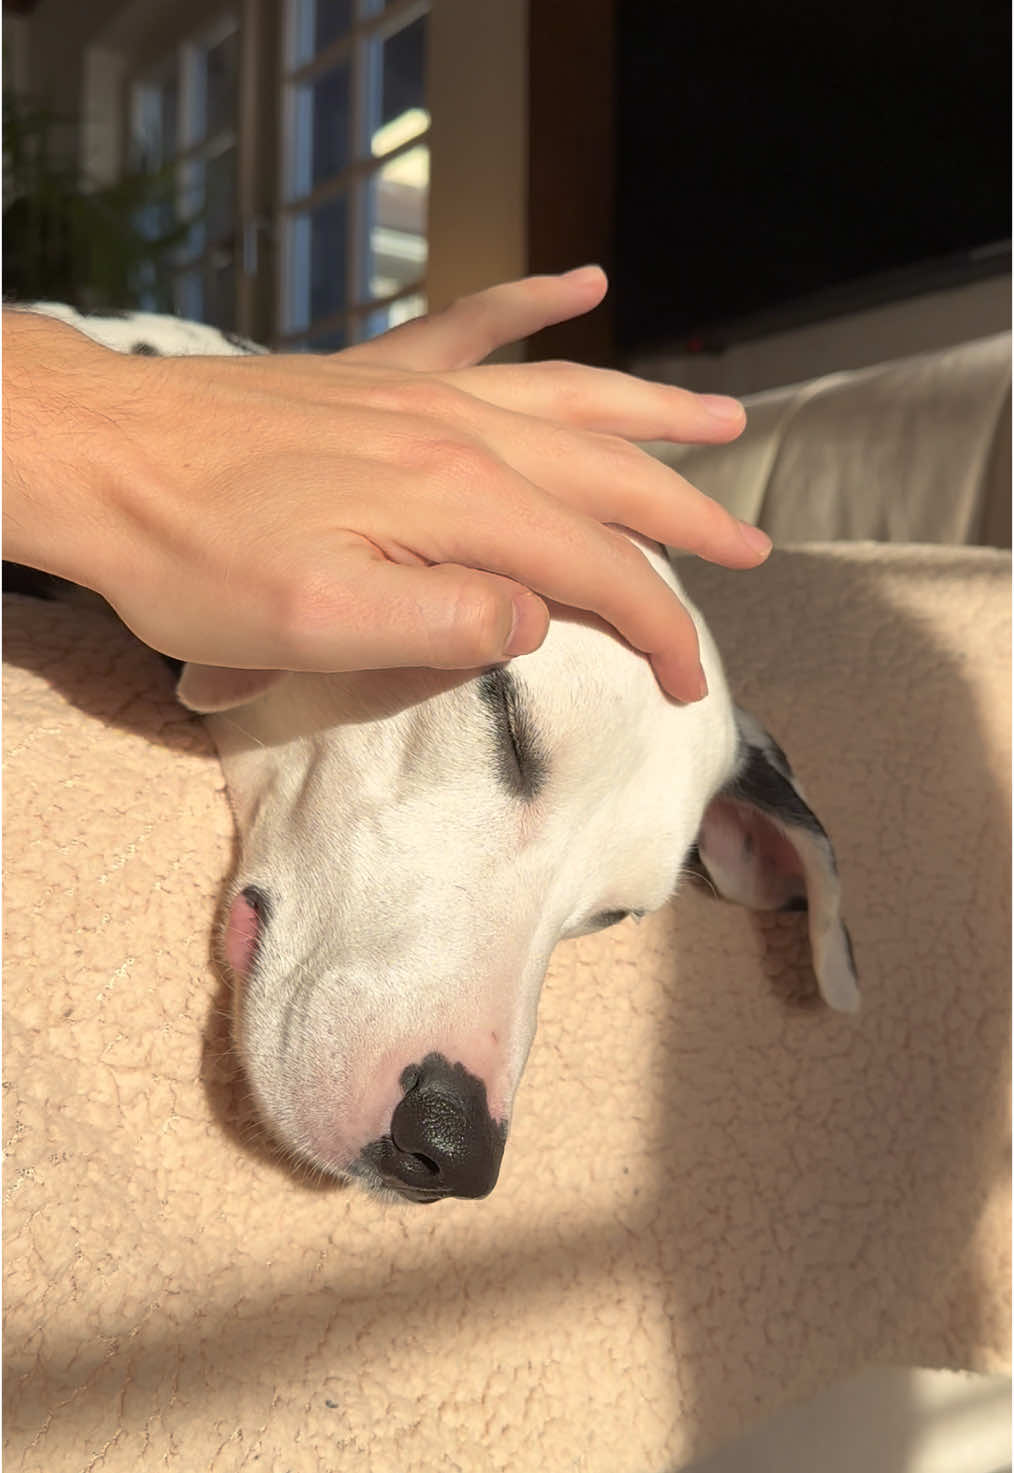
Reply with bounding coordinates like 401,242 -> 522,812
841,922 -> 857,976
762,732 -> 794,779
730,743 -> 825,838
223,330 -> 266,355
131,341 -> 159,355
84,308 -> 131,320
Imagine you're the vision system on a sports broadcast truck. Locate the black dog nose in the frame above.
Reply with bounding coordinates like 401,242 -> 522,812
368,1054 -> 506,1200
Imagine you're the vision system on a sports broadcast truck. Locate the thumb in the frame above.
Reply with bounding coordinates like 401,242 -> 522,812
289,562 -> 551,673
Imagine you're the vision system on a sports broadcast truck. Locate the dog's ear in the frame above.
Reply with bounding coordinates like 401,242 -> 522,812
176,663 -> 287,713
690,705 -> 859,1013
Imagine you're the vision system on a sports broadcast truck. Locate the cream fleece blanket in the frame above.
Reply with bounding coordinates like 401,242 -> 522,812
3,544 -> 1010,1473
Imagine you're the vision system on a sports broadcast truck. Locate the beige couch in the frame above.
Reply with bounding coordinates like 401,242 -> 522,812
4,338 -> 1010,1473
649,330 -> 1011,549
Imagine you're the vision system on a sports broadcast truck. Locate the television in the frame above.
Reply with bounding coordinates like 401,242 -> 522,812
614,0 -> 1010,353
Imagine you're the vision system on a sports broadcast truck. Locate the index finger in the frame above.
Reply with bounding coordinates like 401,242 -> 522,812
339,267 -> 608,372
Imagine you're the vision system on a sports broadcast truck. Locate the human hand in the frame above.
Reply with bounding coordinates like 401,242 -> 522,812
2,268 -> 768,701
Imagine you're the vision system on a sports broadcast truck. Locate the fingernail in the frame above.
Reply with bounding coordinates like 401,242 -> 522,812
504,602 -> 523,657
693,664 -> 709,701
699,393 -> 745,421
565,264 -> 606,282
504,593 -> 545,657
737,520 -> 772,556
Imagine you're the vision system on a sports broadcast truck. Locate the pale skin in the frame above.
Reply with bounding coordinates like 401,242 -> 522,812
2,267 -> 770,702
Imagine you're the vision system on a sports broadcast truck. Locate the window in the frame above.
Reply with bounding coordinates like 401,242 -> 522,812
121,0 -> 432,344
130,14 -> 240,330
280,0 -> 429,350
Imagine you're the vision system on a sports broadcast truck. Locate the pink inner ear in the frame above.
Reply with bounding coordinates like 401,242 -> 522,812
698,797 -> 807,910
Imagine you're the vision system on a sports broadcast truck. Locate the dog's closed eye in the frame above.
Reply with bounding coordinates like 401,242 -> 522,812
587,908 -> 645,932
477,667 -> 548,801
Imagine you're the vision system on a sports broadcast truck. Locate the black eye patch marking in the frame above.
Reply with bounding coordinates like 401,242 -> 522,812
477,667 -> 548,801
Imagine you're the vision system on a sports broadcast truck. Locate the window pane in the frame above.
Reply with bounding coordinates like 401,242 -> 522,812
176,269 -> 204,320
380,16 -> 426,130
179,159 -> 205,256
205,255 -> 237,330
178,148 -> 236,255
134,156 -> 178,245
307,325 -> 348,351
363,292 -> 425,340
365,145 -> 428,299
134,260 -> 174,314
309,194 -> 348,322
204,29 -> 239,137
133,76 -> 179,168
187,27 -> 239,144
368,16 -> 428,156
206,146 -> 237,243
314,0 -> 353,53
311,64 -> 351,184
288,0 -> 353,66
285,194 -> 348,330
289,61 -> 351,196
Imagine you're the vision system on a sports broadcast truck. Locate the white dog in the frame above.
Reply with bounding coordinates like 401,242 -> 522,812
15,304 -> 859,1203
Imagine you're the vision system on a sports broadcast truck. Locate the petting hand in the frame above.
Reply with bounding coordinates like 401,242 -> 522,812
2,267 -> 768,701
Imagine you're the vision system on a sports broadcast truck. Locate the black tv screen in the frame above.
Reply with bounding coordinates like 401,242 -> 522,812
614,0 -> 1010,352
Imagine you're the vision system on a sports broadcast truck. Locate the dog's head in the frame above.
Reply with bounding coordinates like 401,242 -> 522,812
179,542 -> 857,1202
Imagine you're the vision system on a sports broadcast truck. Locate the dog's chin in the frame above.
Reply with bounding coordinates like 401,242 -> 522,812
380,1186 -> 447,1206
341,1159 -> 448,1206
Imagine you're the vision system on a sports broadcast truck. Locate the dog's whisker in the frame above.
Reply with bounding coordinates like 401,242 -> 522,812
213,712 -> 267,748
677,863 -> 720,900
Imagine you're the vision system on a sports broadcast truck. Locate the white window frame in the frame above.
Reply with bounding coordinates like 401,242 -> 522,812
277,0 -> 431,348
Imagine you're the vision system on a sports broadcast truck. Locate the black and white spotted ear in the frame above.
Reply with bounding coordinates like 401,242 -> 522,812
690,706 -> 859,1013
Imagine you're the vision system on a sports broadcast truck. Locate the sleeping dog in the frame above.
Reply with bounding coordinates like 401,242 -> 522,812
10,304 -> 858,1203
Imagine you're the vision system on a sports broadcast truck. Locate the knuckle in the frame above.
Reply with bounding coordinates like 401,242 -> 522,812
537,361 -> 588,416
267,565 -> 349,653
598,431 -> 645,468
406,376 -> 466,421
579,428 -> 645,477
608,526 -> 652,573
679,491 -> 737,552
411,433 -> 499,487
366,373 -> 463,422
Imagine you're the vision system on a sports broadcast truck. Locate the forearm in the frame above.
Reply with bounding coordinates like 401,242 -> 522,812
2,309 -> 131,592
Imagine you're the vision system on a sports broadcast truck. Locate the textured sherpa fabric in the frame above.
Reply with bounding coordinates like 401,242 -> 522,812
3,544 -> 1010,1473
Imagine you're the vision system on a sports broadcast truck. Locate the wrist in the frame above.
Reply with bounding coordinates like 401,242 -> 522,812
2,309 -> 135,594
